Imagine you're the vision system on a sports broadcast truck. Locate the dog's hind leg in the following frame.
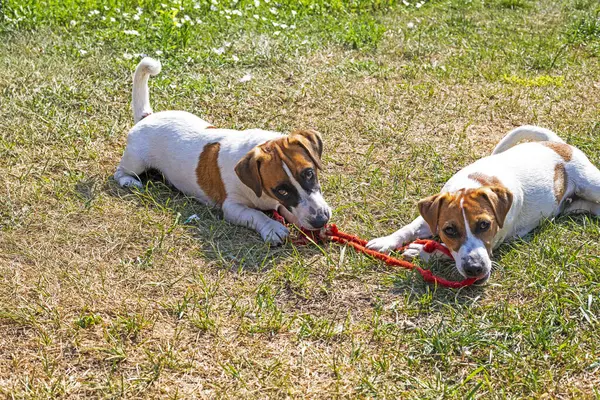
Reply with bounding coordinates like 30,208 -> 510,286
563,199 -> 600,216
114,149 -> 146,189
569,156 -> 600,204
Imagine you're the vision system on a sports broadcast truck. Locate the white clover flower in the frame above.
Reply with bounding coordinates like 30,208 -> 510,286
70,20 -> 77,26
212,47 -> 225,55
155,50 -> 163,55
79,49 -> 88,55
253,14 -> 259,20
110,17 -> 116,22
239,74 -> 252,83
88,10 -> 100,16
133,14 -> 140,21
184,14 -> 191,21
273,30 -> 280,36
232,10 -> 242,16
416,1 -> 424,8
123,52 -> 133,60
124,29 -> 140,35
403,0 -> 409,5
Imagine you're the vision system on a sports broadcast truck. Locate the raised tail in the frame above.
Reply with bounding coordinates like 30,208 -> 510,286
492,125 -> 565,155
132,57 -> 162,123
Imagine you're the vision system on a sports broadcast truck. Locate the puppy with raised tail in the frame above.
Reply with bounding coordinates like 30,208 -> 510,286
367,125 -> 600,281
115,58 -> 331,244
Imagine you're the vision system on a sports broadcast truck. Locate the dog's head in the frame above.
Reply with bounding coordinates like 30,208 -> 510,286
418,187 -> 513,280
235,129 -> 331,230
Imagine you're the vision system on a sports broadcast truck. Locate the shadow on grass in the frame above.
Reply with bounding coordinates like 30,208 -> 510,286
98,170 -> 323,272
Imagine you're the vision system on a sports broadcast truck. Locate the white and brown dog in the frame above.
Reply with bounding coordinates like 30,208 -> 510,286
115,58 -> 331,244
367,126 -> 600,281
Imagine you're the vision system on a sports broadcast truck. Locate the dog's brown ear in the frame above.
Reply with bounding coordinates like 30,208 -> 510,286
478,186 -> 513,229
235,148 -> 263,198
418,194 -> 446,234
290,129 -> 323,170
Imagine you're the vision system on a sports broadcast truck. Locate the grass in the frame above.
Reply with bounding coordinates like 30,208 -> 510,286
1,0 -> 600,397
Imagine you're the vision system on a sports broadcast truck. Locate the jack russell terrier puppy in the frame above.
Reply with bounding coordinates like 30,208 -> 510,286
367,126 -> 600,281
115,58 -> 331,244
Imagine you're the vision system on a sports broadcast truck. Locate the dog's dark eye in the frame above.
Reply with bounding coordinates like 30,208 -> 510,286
303,169 -> 315,181
477,220 -> 491,232
443,226 -> 458,238
277,188 -> 289,197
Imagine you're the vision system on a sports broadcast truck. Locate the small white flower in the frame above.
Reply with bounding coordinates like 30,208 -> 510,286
212,47 -> 225,55
137,7 -> 143,13
280,23 -> 288,29
70,20 -> 77,26
261,17 -> 266,21
290,24 -> 296,29
211,0 -> 219,4
232,55 -> 239,61
196,18 -> 203,24
232,10 -> 242,16
269,7 -> 277,14
416,2 -> 423,8
133,14 -> 140,20
123,52 -> 133,60
225,15 -> 231,19
123,29 -> 140,35
194,3 -> 201,9
239,74 -> 252,83
253,14 -> 259,20
407,22 -> 415,29
291,10 -> 297,16
211,5 -> 217,11
110,17 -> 116,22
123,12 -> 129,18
175,22 -> 182,27
161,3 -> 167,8
155,50 -> 163,55
403,0 -> 409,5
272,21 -> 279,27
101,16 -> 106,21
184,14 -> 191,21
88,10 -> 100,16
104,6 -> 110,11
224,41 -> 232,47
273,30 -> 280,36
254,0 -> 260,6
79,49 -> 88,55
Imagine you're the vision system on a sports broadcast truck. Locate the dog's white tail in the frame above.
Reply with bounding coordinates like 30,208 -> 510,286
492,125 -> 565,155
132,57 -> 162,123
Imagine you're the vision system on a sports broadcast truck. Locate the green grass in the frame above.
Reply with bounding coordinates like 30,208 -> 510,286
1,0 -> 600,398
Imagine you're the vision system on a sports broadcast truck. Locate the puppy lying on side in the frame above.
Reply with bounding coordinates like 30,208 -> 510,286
115,58 -> 331,244
367,126 -> 600,281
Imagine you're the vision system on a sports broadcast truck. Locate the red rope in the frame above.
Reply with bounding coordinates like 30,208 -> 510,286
271,211 -> 476,289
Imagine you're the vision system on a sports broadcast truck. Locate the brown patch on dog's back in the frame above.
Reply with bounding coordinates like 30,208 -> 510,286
553,163 -> 568,203
196,142 -> 227,205
468,172 -> 503,187
542,142 -> 572,161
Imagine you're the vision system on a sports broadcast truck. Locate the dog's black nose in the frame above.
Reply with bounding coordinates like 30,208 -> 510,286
463,261 -> 484,278
309,210 -> 330,229
309,215 -> 329,229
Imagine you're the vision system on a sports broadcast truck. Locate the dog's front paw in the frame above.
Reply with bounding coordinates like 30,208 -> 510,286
402,243 -> 430,261
366,235 -> 402,254
260,221 -> 290,245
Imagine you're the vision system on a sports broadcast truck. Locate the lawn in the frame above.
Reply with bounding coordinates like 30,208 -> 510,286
1,0 -> 600,397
